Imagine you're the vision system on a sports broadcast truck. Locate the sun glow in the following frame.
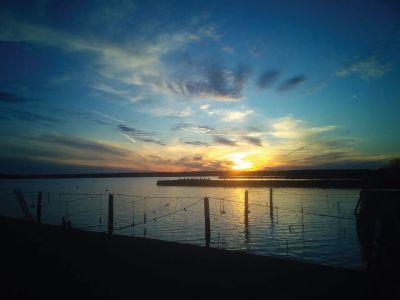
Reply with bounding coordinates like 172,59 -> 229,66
229,152 -> 254,170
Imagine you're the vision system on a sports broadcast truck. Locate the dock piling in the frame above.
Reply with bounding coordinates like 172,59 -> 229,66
244,190 -> 249,229
204,197 -> 211,247
269,188 -> 274,220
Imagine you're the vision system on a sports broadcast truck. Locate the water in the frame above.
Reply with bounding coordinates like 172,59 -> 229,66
0,177 -> 365,270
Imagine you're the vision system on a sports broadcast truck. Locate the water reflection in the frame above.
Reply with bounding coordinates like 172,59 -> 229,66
0,177 -> 364,269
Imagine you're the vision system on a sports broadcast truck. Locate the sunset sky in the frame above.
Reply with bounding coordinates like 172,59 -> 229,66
0,0 -> 399,173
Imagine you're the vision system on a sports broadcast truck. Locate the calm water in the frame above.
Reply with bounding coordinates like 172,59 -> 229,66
0,177 -> 365,269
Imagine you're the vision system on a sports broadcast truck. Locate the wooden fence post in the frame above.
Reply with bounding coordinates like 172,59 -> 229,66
269,188 -> 274,220
37,191 -> 42,224
204,197 -> 211,247
244,190 -> 249,229
108,194 -> 114,234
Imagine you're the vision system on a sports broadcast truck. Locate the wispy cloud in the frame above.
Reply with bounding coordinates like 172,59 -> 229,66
178,64 -> 252,101
0,91 -> 32,103
179,139 -> 210,146
213,136 -> 237,146
304,81 -> 327,95
197,24 -> 223,41
11,110 -> 59,126
278,76 -> 306,91
142,105 -> 193,118
118,124 -> 147,136
256,70 -> 280,89
93,83 -> 144,102
335,56 -> 392,80
117,124 -> 166,146
246,40 -> 267,58
269,116 -> 336,139
218,109 -> 254,122
200,105 -> 254,122
222,46 -> 234,54
38,133 -> 127,156
242,136 -> 263,146
0,14 -> 218,105
172,123 -> 215,134
90,110 -> 125,123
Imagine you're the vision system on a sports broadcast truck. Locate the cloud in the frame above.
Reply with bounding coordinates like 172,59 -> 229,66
91,119 -> 109,126
200,105 -> 254,122
172,123 -> 215,134
242,136 -> 263,146
179,139 -> 210,146
0,15 -> 213,104
246,40 -> 267,57
197,24 -> 223,41
90,110 -> 125,123
278,76 -> 306,91
38,133 -> 127,156
180,64 -> 252,101
48,73 -> 72,85
219,109 -> 254,122
11,110 -> 59,126
222,46 -> 234,54
145,154 -> 233,171
335,56 -> 392,80
93,83 -> 144,102
118,124 -> 147,135
304,81 -> 327,95
256,70 -> 280,89
281,150 -> 386,169
117,124 -> 166,146
269,116 -> 336,140
0,91 -> 32,103
213,136 -> 237,146
142,105 -> 193,118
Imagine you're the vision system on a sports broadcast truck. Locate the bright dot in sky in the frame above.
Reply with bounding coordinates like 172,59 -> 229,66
229,152 -> 253,170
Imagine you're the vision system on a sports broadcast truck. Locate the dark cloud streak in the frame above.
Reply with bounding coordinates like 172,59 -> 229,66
117,124 -> 166,146
256,70 -> 279,89
213,136 -> 237,146
11,110 -> 59,126
38,134 -> 127,156
179,139 -> 210,146
278,75 -> 306,91
242,136 -> 262,146
0,91 -> 32,103
178,64 -> 252,100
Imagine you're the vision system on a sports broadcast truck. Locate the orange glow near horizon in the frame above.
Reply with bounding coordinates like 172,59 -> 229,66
229,152 -> 254,170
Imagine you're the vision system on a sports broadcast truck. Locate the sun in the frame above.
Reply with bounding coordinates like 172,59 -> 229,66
229,152 -> 254,170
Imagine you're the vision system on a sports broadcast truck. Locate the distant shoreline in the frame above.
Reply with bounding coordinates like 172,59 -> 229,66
0,168 -> 398,180
157,178 -> 400,189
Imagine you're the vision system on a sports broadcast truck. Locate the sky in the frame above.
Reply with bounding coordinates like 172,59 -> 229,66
0,0 -> 399,174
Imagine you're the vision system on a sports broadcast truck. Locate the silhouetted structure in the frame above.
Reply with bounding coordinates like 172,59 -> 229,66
356,189 -> 400,270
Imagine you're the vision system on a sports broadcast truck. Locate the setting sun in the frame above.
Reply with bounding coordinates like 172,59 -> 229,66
229,153 -> 254,170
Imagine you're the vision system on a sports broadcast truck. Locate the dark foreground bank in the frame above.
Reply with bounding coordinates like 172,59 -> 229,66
0,217 -> 397,300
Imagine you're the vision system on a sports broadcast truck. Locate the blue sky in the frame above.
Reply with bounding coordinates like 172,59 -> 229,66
0,0 -> 399,173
